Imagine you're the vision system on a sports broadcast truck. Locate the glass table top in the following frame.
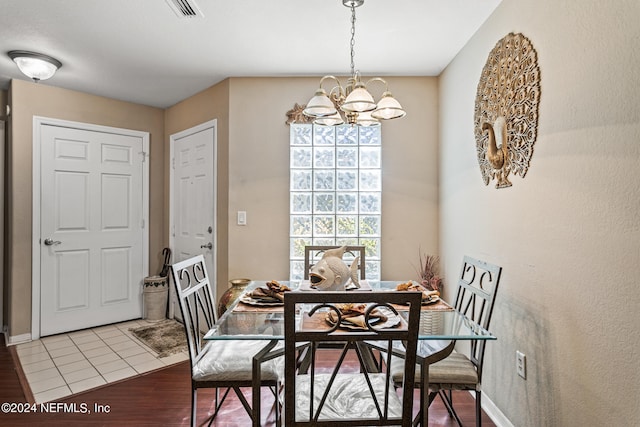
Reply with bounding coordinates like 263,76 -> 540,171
204,281 -> 496,342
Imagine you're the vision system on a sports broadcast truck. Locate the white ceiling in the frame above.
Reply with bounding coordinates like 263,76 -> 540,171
0,0 -> 501,108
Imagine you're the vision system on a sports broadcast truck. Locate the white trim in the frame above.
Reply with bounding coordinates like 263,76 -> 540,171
474,390 -> 514,427
5,332 -> 32,346
31,116 -> 150,340
168,119 -> 218,319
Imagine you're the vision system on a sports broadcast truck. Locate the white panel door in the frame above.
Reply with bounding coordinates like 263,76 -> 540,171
40,124 -> 145,336
172,125 -> 216,263
170,123 -> 216,314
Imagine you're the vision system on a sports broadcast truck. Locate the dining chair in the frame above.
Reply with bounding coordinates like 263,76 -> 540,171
283,290 -> 422,426
298,245 -> 368,375
390,255 -> 502,426
170,255 -> 282,427
303,245 -> 366,281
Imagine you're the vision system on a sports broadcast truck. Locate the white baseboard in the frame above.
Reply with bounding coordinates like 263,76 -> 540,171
475,391 -> 514,427
5,332 -> 32,346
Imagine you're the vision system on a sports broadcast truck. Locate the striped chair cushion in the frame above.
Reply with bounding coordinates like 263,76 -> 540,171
390,352 -> 478,388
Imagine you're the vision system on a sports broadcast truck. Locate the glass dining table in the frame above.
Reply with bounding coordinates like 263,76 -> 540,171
204,280 -> 496,426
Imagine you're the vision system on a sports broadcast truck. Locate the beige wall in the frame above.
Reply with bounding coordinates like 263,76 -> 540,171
225,76 -> 439,285
7,79 -> 164,337
0,89 -> 7,119
440,0 -> 640,425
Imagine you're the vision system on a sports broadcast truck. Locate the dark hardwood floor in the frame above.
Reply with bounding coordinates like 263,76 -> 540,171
0,334 -> 495,426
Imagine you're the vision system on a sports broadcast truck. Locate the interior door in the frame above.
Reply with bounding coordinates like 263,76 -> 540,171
170,121 -> 217,316
39,124 -> 146,336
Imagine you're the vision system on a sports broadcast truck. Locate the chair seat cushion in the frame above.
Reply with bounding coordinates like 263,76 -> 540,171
193,340 -> 282,382
293,373 -> 403,422
391,352 -> 478,387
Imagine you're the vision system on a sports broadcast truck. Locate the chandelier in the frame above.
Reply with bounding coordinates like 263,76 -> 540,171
303,0 -> 406,127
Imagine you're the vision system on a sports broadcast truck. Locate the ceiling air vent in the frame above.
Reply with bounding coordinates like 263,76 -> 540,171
165,0 -> 204,18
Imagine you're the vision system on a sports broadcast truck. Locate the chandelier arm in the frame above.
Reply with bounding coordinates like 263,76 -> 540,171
319,75 -> 345,97
363,77 -> 391,97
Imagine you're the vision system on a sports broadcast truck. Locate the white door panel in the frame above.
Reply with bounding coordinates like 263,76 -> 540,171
39,124 -> 146,336
55,250 -> 90,311
101,247 -> 133,304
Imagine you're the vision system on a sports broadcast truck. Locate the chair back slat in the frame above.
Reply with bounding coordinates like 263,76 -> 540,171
170,255 -> 217,365
284,291 -> 421,426
453,256 -> 502,378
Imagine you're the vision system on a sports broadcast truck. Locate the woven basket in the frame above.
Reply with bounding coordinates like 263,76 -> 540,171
143,276 -> 168,321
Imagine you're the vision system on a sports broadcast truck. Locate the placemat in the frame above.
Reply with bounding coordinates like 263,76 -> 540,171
232,301 -> 284,313
391,298 -> 454,312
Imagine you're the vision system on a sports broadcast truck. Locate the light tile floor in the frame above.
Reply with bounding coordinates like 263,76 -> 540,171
14,319 -> 189,404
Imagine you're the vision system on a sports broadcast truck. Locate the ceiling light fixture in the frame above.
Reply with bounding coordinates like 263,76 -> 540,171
8,50 -> 62,82
303,0 -> 406,127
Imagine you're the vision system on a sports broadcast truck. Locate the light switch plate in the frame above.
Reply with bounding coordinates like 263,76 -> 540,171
237,211 -> 247,226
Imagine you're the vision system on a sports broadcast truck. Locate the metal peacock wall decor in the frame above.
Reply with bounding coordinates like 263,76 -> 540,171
474,32 -> 541,189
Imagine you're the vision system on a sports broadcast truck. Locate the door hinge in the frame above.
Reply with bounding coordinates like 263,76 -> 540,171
172,157 -> 175,169
139,151 -> 148,162
141,219 -> 145,229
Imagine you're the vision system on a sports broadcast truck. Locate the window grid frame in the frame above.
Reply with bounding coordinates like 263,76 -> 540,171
289,123 -> 381,281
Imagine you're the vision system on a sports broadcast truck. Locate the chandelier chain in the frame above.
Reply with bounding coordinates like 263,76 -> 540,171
349,2 -> 356,78
301,0 -> 405,125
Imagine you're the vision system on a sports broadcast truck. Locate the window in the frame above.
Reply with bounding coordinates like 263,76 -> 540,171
289,123 -> 381,280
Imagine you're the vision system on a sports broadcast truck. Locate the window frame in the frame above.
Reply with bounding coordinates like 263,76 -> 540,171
289,123 -> 381,281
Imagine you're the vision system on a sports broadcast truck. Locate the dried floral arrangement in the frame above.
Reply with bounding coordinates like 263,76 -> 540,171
416,253 -> 443,292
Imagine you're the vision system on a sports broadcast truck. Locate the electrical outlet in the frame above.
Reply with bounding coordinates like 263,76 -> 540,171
516,351 -> 526,379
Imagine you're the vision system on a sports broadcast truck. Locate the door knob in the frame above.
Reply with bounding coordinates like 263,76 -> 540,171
44,238 -> 62,246
200,242 -> 213,250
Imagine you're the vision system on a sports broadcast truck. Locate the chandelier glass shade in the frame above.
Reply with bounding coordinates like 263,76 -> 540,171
341,81 -> 376,113
304,86 -> 338,117
8,50 -> 62,82
303,0 -> 406,127
371,89 -> 407,120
